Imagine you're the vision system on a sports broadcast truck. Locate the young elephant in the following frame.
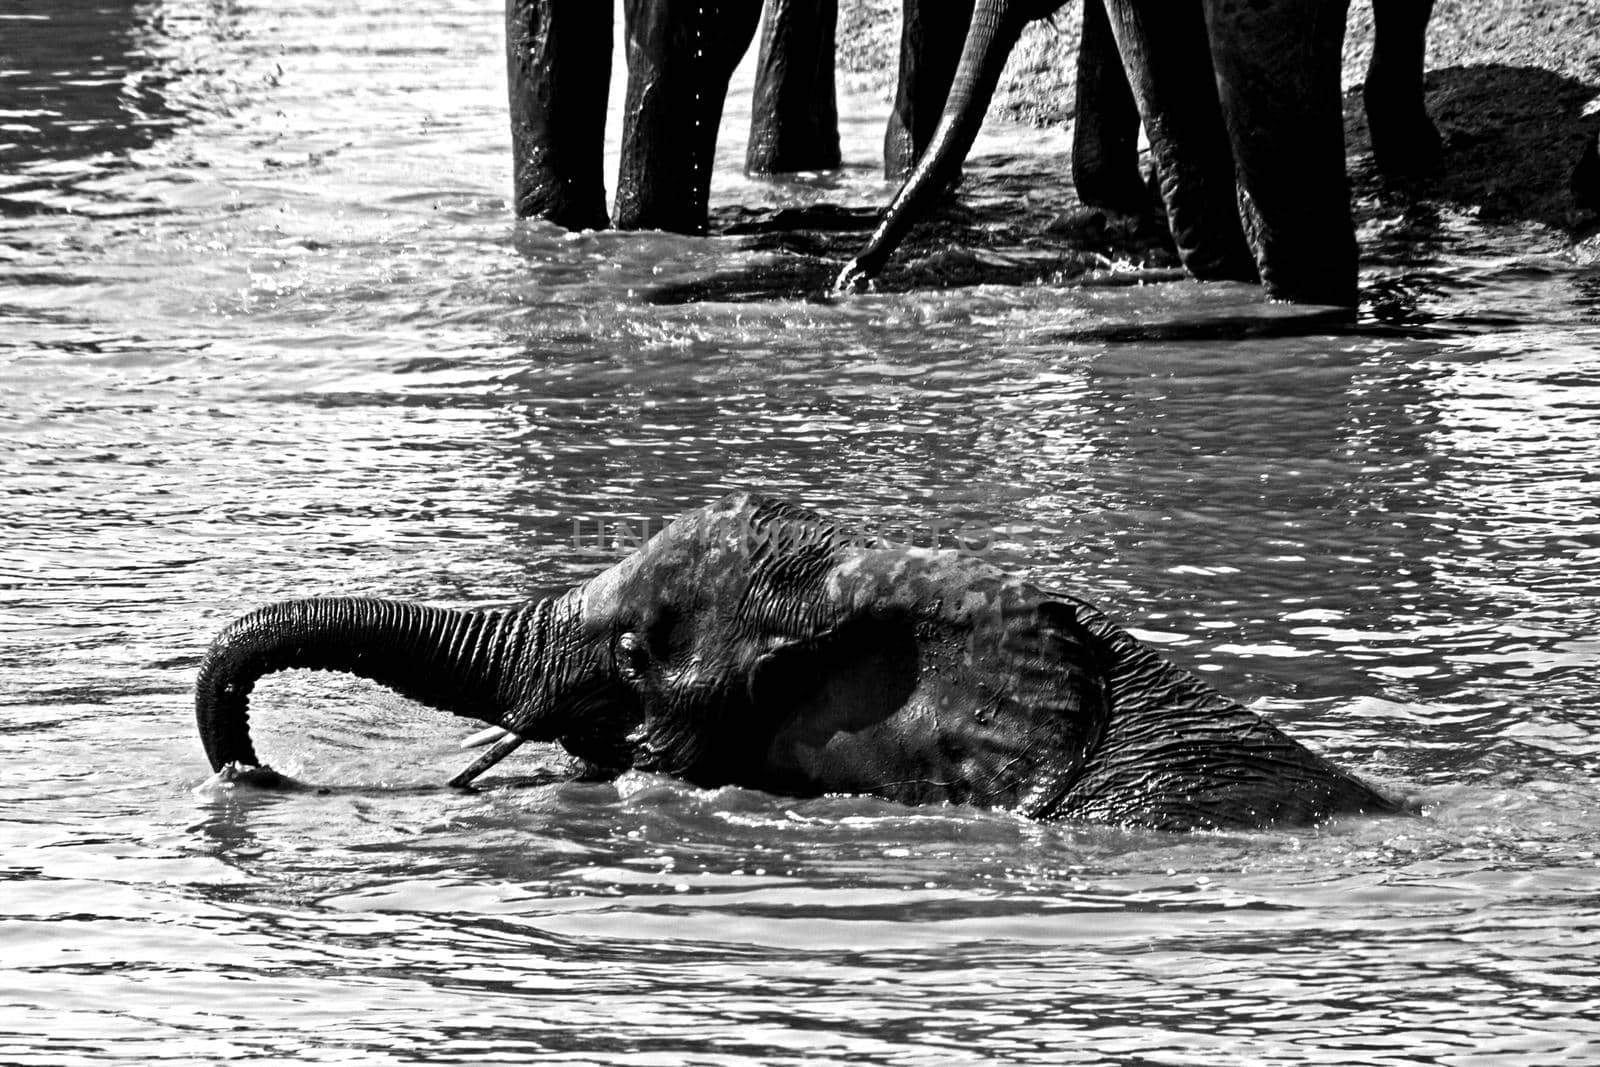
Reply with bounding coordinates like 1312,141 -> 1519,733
195,493 -> 1398,830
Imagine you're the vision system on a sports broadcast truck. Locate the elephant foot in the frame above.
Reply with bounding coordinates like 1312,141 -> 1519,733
1364,84 -> 1443,181
1072,159 -> 1151,217
1575,131 -> 1600,213
1256,258 -> 1357,310
833,257 -> 875,294
613,200 -> 709,236
515,189 -> 610,232
1069,107 -> 1147,216
195,761 -> 291,792
747,136 -> 842,176
1170,200 -> 1257,286
1048,206 -> 1114,245
1047,200 -> 1175,263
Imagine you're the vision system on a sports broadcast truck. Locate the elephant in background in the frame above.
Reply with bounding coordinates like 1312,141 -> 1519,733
882,0 -> 975,180
1072,0 -> 1440,212
744,0 -> 841,174
837,0 -> 1440,307
506,0 -> 1011,235
195,493 -> 1399,831
506,0 -> 768,234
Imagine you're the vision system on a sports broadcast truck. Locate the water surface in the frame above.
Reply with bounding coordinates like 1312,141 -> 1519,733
4,1 -> 1600,1063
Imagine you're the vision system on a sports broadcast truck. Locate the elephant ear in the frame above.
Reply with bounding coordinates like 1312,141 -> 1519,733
751,575 -> 1116,813
744,612 -> 923,747
717,498 -> 929,761
728,498 -> 1113,809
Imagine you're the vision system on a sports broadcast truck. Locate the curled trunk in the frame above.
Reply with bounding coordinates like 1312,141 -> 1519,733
194,597 -> 545,773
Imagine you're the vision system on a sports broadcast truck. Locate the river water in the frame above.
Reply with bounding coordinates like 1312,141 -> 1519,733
4,0 -> 1600,1063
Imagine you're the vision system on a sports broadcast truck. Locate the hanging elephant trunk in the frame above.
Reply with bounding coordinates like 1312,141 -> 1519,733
835,0 -> 1049,292
194,596 -> 553,776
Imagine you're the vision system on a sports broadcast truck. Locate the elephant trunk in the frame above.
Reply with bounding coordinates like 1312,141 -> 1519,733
194,596 -> 552,773
834,0 -> 1040,291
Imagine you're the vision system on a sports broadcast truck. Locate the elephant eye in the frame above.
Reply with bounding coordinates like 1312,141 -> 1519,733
617,631 -> 651,680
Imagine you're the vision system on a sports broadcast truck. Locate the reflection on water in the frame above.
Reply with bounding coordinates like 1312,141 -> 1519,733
3,0 -> 1600,1062
0,0 -> 237,214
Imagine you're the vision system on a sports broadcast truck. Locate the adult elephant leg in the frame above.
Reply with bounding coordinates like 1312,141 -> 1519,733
1101,0 -> 1256,285
1069,0 -> 1146,214
746,0 -> 840,174
614,0 -> 764,233
1364,0 -> 1440,179
506,0 -> 612,230
883,0 -> 976,179
1204,0 -> 1357,306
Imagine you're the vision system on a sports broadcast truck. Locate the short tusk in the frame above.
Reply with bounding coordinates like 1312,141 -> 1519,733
447,730 -> 528,789
458,726 -> 511,750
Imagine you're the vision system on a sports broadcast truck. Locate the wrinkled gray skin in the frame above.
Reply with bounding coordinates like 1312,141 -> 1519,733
837,0 -> 1440,307
196,494 -> 1399,831
510,0 -> 957,233
745,0 -> 841,174
508,0 -> 993,233
507,0 -> 828,233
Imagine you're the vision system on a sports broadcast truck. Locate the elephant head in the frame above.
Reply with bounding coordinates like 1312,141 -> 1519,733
196,493 -> 1399,830
195,495 -> 911,787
